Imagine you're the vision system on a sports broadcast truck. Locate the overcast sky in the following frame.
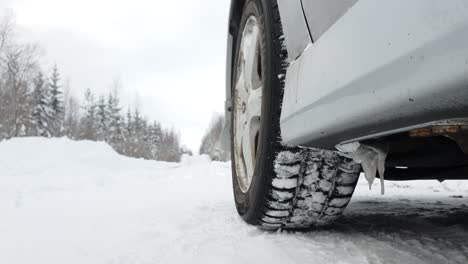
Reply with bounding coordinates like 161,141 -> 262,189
0,0 -> 230,151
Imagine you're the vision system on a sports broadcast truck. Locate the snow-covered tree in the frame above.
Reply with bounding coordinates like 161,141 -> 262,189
95,95 -> 108,141
159,128 -> 183,162
148,121 -> 162,159
199,114 -> 230,161
49,65 -> 64,136
0,14 -> 39,139
0,13 -> 187,161
128,108 -> 146,158
80,89 -> 97,140
63,94 -> 80,140
31,71 -> 51,137
2,42 -> 38,137
106,92 -> 123,147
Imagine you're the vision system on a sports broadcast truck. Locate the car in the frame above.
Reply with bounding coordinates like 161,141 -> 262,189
223,0 -> 468,230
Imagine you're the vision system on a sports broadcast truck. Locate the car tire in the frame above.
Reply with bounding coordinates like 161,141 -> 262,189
231,0 -> 361,230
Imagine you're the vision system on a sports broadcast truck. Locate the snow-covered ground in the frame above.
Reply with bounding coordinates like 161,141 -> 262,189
1,138 -> 468,264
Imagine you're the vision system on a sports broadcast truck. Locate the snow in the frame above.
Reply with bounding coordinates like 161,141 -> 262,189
1,138 -> 468,264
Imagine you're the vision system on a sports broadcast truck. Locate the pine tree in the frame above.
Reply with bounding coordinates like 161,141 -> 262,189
148,121 -> 162,159
49,65 -> 64,136
31,71 -> 51,137
63,95 -> 80,140
80,89 -> 97,140
125,108 -> 133,135
133,108 -> 143,132
96,95 -> 108,141
132,108 -> 145,158
106,93 -> 123,147
141,118 -> 153,159
120,108 -> 133,156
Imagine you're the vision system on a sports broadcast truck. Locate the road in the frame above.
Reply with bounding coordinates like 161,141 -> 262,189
1,138 -> 467,264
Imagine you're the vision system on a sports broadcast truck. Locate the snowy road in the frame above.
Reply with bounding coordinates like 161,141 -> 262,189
1,138 -> 468,264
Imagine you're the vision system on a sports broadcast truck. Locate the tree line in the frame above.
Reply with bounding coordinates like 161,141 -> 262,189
199,114 -> 230,161
0,13 -> 189,162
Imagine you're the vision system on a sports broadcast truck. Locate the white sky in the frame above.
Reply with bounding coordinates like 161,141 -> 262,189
0,0 -> 230,152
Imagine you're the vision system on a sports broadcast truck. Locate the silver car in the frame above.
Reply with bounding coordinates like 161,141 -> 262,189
224,0 -> 468,229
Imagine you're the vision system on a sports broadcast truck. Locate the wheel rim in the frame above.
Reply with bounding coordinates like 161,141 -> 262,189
234,16 -> 263,193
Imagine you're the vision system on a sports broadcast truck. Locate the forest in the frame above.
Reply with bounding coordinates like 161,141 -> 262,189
0,14 -> 189,162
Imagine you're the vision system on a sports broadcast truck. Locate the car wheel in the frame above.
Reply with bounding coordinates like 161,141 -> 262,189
231,0 -> 362,230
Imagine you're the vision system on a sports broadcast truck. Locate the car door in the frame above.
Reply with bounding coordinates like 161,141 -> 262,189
301,0 -> 358,41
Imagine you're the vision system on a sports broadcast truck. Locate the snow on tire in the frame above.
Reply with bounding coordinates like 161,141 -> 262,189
268,149 -> 360,229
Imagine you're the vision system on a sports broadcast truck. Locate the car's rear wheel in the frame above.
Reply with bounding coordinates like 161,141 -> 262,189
231,0 -> 362,230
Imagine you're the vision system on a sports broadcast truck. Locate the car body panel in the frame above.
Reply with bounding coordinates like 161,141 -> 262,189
301,0 -> 358,41
221,32 -> 234,150
280,0 -> 468,149
277,0 -> 312,61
